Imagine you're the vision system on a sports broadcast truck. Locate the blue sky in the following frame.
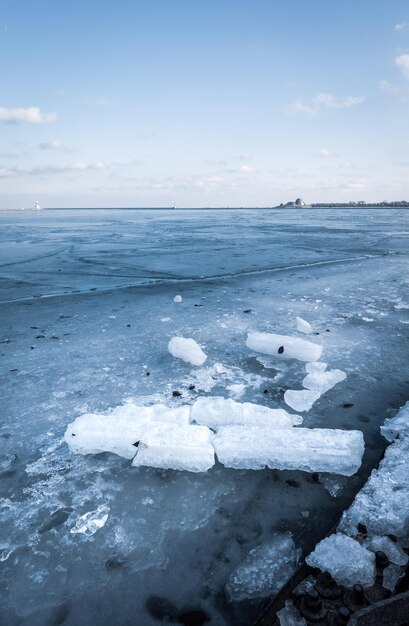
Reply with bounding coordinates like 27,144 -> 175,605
1,0 -> 409,207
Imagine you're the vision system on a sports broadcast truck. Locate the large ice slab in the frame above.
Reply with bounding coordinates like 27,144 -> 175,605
380,400 -> 409,442
132,423 -> 215,473
246,332 -> 322,362
168,336 -> 207,366
212,426 -> 364,476
64,403 -> 190,459
339,431 -> 409,538
190,396 -> 303,430
306,533 -> 376,588
226,533 -> 301,601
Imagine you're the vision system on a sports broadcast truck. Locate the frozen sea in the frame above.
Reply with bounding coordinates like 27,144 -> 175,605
1,207 -> 409,625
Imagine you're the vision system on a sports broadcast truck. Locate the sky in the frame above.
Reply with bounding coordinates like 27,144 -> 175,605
1,0 -> 409,208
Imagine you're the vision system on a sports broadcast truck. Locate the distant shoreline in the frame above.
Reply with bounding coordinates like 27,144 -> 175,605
1,205 -> 409,211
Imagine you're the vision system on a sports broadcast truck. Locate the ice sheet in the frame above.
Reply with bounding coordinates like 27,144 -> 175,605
168,336 -> 207,366
246,332 -> 322,362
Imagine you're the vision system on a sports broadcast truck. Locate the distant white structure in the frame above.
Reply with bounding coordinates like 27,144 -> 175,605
281,198 -> 307,207
35,200 -> 41,210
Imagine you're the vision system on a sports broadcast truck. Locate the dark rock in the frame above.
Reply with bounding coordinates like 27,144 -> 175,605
127,324 -> 131,327
263,388 -> 269,394
146,371 -> 150,376
343,403 -> 354,408
286,479 -> 300,488
357,523 -> 368,536
243,309 -> 252,313
36,335 -> 46,339
133,441 -> 140,448
50,336 -> 59,340
172,390 -> 182,397
278,346 -> 284,354
189,384 -> 196,390
315,571 -> 342,599
9,368 -> 18,372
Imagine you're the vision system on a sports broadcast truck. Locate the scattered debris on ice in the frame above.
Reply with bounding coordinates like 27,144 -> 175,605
132,423 -> 215,473
246,332 -> 322,362
173,294 -> 182,303
190,396 -> 302,430
296,317 -> 312,334
226,533 -> 301,601
70,505 -> 110,537
306,533 -> 376,588
212,426 -> 364,475
168,336 -> 207,366
284,389 -> 321,412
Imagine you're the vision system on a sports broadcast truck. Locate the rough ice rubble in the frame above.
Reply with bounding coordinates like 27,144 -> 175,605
363,535 -> 408,567
296,316 -> 312,334
306,533 -> 376,588
168,336 -> 207,366
302,368 -> 346,395
212,426 -> 364,476
70,505 -> 110,536
246,332 -> 322,362
132,423 -> 215,473
190,396 -> 303,430
284,389 -> 321,413
226,533 -> 301,601
380,399 -> 409,441
284,365 -> 347,412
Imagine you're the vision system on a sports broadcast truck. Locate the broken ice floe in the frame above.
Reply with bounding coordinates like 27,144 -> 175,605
296,316 -> 312,334
65,401 -> 364,476
247,331 -> 322,362
190,396 -> 303,430
70,505 -> 110,537
302,368 -> 346,395
284,365 -> 347,412
306,533 -> 376,588
168,336 -> 207,366
284,389 -> 321,412
380,399 -> 409,442
173,294 -> 182,303
226,533 -> 301,601
363,535 -> 408,567
212,426 -> 364,475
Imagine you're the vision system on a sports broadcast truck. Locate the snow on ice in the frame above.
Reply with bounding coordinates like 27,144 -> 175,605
168,336 -> 207,366
306,533 -> 376,588
246,332 -> 322,362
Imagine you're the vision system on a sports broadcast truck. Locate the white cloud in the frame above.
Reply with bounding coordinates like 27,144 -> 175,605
239,164 -> 256,173
396,54 -> 409,79
285,92 -> 364,115
395,21 -> 409,31
320,148 -> 333,157
39,139 -> 73,151
0,106 -> 57,124
0,161 -> 104,177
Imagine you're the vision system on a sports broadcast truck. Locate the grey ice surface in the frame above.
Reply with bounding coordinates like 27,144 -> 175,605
1,208 -> 409,625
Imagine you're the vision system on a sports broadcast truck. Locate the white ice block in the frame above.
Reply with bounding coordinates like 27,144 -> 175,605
132,423 -> 215,473
64,403 -> 190,459
380,400 -> 409,442
364,535 -> 408,567
246,332 -> 322,362
190,396 -> 303,430
306,533 -> 376,588
302,368 -> 346,394
226,533 -> 301,601
173,294 -> 182,302
305,362 -> 327,373
296,317 -> 312,334
212,426 -> 364,476
168,336 -> 207,366
284,389 -> 321,412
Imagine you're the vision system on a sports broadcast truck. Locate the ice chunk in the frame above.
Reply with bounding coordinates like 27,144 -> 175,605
173,294 -> 182,303
284,389 -> 321,412
277,600 -> 307,626
246,332 -> 322,362
302,368 -> 346,394
190,396 -> 303,430
132,423 -> 215,473
65,403 -> 190,459
168,336 -> 207,366
296,316 -> 312,334
339,432 -> 409,538
364,535 -> 408,566
213,426 -> 364,476
380,400 -> 409,441
306,533 -> 376,588
382,563 -> 406,592
70,505 -> 110,537
305,361 -> 327,373
226,533 -> 301,601
319,474 -> 347,498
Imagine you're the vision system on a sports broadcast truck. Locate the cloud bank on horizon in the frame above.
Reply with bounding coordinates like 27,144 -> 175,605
1,0 -> 409,208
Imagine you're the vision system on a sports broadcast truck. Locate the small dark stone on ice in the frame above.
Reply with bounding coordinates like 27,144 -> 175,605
278,345 -> 284,354
177,609 -> 210,626
194,304 -> 204,307
145,596 -> 178,622
71,433 -> 76,437
30,326 -> 38,329
35,335 -> 46,339
314,332 -> 320,335
357,522 -> 367,536
51,336 -> 59,340
263,388 -> 269,394
243,309 -> 252,313
146,371 -> 150,376
286,479 -> 300,488
189,384 -> 196,390
127,324 -> 131,327
132,441 -> 140,448
30,346 -> 35,350
172,390 -> 182,397
9,368 -> 18,372
325,329 -> 331,332
343,403 -> 354,408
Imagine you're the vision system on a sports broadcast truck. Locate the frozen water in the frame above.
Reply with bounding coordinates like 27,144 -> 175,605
168,336 -> 207,366
380,400 -> 409,441
226,533 -> 301,601
246,331 -> 322,362
319,474 -> 347,498
190,396 -> 303,430
305,361 -> 327,373
284,389 -> 321,412
70,505 -> 110,536
277,600 -> 307,626
382,563 -> 406,592
213,426 -> 364,475
173,294 -> 182,303
306,533 -> 376,588
364,535 -> 408,566
132,423 -> 215,472
302,368 -> 346,394
296,316 -> 312,334
65,403 -> 190,459
2,208 -> 409,624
